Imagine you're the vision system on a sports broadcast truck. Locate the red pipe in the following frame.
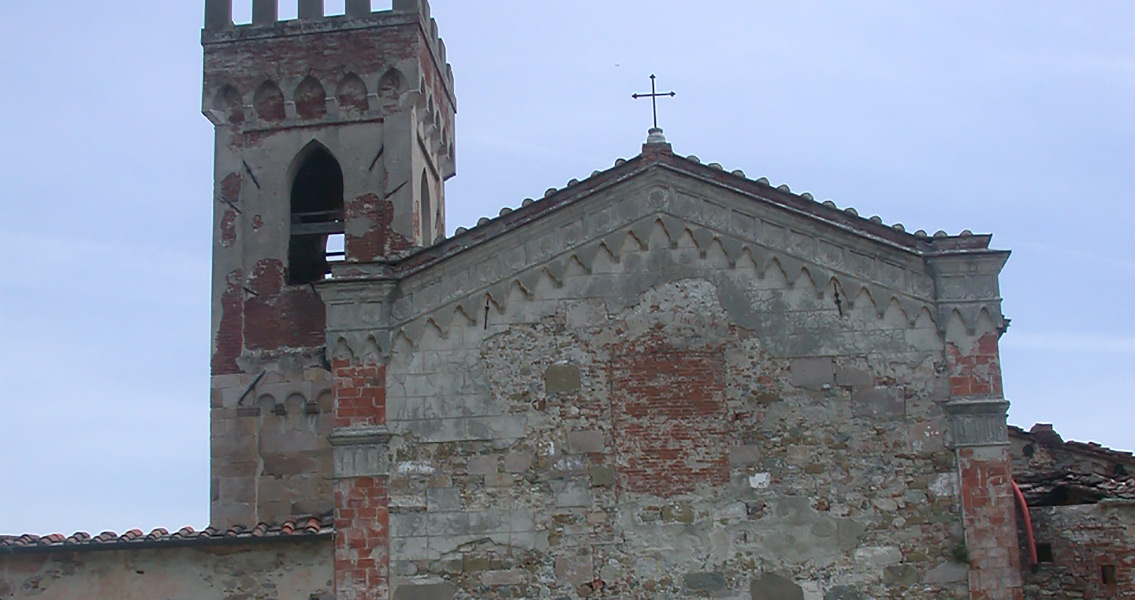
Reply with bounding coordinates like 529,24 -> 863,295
1012,479 -> 1038,568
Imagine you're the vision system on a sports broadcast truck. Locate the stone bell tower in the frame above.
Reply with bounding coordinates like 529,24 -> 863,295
201,0 -> 456,529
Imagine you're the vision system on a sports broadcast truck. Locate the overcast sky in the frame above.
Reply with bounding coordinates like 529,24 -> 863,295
1,1 -> 1131,536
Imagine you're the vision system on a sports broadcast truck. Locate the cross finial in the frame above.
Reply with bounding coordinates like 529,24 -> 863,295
632,74 -> 676,137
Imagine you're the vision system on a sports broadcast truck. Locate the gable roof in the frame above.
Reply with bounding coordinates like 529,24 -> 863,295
394,139 -> 998,278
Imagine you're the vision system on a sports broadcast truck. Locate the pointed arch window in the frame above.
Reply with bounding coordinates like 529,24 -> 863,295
420,170 -> 432,245
288,144 -> 344,285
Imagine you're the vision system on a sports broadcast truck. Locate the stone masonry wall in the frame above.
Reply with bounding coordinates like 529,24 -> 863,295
1022,502 -> 1135,599
377,217 -> 973,600
211,369 -> 335,529
0,539 -> 333,600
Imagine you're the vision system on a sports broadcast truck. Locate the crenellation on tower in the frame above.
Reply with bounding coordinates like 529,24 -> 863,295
345,0 -> 372,17
251,0 -> 277,25
297,0 -> 324,20
204,0 -> 232,30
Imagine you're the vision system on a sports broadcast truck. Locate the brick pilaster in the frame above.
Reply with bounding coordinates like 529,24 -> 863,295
331,357 -> 391,600
945,333 -> 1023,600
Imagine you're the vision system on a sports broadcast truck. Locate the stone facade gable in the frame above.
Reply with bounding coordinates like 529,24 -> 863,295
322,161 -> 1004,364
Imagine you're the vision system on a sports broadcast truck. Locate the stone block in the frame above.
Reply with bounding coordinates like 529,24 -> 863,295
824,586 -> 863,600
392,561 -> 419,577
503,451 -> 534,473
551,454 -> 588,475
555,555 -> 594,585
810,518 -> 837,538
556,484 -> 593,508
261,454 -> 318,476
567,430 -> 605,453
219,476 -> 256,504
924,561 -> 968,584
834,364 -> 874,387
883,564 -> 918,586
467,455 -> 498,476
481,570 -> 524,586
750,573 -> 803,600
467,415 -> 527,441
589,465 -> 616,487
545,363 -> 582,394
427,487 -> 461,511
389,536 -> 430,560
684,572 -> 727,594
661,504 -> 695,524
729,445 -> 762,466
390,512 -> 427,537
790,357 -> 834,389
485,473 -> 514,488
392,583 -> 456,600
463,555 -> 491,572
837,519 -> 868,550
292,497 -> 333,516
852,386 -> 905,419
210,502 -> 254,530
853,546 -> 902,567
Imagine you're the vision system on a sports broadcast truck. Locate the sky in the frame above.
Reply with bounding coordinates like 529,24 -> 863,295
0,1 -> 1131,536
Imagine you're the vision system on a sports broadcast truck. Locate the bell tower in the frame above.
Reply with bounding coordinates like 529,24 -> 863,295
202,0 -> 456,529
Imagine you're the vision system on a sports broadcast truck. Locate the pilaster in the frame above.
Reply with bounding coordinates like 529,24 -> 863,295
933,250 -> 1022,600
330,361 -> 391,600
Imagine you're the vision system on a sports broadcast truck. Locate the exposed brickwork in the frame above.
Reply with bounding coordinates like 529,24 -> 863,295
333,359 -> 386,429
211,269 -> 244,375
243,259 -> 326,352
1022,504 -> 1135,599
610,342 -> 729,496
253,82 -> 286,122
337,75 -> 370,116
332,355 -> 390,599
346,193 -> 412,263
945,326 -> 1023,600
334,477 -> 390,600
958,446 -> 1024,600
220,172 -> 241,205
295,77 -> 328,120
219,208 -> 238,248
947,332 -> 1003,398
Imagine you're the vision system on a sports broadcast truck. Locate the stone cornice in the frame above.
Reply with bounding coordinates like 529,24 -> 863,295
945,398 -> 1011,447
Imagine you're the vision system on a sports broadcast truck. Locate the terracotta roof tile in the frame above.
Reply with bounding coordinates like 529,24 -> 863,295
0,515 -> 332,555
412,146 -> 992,281
1010,424 -> 1135,464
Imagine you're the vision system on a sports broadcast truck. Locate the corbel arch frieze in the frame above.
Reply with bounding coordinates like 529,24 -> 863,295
385,208 -> 944,347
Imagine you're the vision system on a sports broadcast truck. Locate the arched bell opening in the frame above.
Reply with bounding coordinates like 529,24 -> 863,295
288,143 -> 345,285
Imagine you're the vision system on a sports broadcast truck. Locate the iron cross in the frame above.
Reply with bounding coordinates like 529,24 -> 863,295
632,74 -> 676,129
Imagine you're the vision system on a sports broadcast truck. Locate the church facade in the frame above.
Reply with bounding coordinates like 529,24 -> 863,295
2,2 -> 1132,600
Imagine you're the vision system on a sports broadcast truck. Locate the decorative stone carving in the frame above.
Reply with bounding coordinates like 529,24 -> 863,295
330,427 -> 391,478
945,398 -> 1010,447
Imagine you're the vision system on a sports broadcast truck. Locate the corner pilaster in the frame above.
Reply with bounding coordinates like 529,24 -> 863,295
932,250 -> 1022,600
